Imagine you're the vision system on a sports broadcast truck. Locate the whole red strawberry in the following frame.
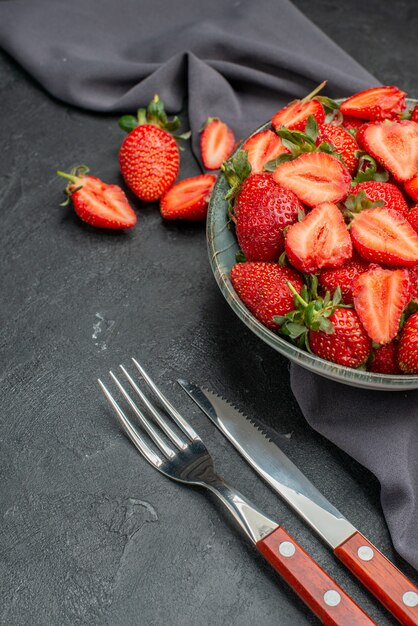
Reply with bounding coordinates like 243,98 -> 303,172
57,166 -> 136,229
119,95 -> 189,202
319,257 -> 370,305
230,261 -> 304,330
368,341 -> 401,374
317,123 -> 359,174
309,308 -> 371,369
235,174 -> 303,261
278,278 -> 371,368
398,312 -> 418,373
409,265 -> 418,300
351,181 -> 409,216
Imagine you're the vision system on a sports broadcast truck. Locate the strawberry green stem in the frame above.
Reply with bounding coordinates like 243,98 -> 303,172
301,80 -> 327,104
287,281 -> 308,308
56,170 -> 81,185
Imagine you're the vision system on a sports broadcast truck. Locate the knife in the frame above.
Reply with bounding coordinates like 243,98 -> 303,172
179,380 -> 418,626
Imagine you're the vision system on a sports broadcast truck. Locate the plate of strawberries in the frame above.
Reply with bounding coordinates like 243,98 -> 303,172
207,84 -> 418,389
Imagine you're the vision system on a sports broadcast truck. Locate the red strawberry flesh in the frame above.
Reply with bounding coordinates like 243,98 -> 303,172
243,130 -> 288,174
272,99 -> 325,132
273,152 -> 351,207
285,202 -> 352,273
350,207 -> 418,267
319,257 -> 370,304
358,120 -> 418,182
353,267 -> 410,344
200,119 -> 235,170
160,174 -> 216,221
340,86 -> 406,120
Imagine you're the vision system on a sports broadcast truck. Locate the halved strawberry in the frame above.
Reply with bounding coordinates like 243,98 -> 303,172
200,118 -> 235,170
339,86 -> 406,120
271,82 -> 326,132
350,181 -> 409,216
350,207 -> 418,266
319,257 -> 370,304
242,130 -> 288,174
272,152 -> 351,207
230,261 -> 304,330
357,120 -> 418,182
411,106 -> 418,123
404,174 -> 418,202
160,174 -> 216,221
57,167 -> 136,229
317,123 -> 359,174
409,265 -> 418,300
352,267 -> 410,344
285,202 -> 352,273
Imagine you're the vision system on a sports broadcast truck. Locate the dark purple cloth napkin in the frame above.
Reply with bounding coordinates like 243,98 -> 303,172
1,0 -> 416,570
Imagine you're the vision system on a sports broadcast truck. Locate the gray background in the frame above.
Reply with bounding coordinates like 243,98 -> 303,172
1,1 -> 417,624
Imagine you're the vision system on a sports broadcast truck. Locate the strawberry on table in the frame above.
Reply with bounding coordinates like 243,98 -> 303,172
242,130 -> 288,174
398,312 -> 418,373
316,123 -> 359,174
284,202 -> 352,273
272,81 -> 327,131
319,257 -> 370,305
160,174 -> 216,221
272,152 -> 351,206
339,86 -> 406,120
230,261 -> 304,330
357,120 -> 418,182
118,95 -> 189,202
349,207 -> 418,266
368,341 -> 401,374
200,117 -> 235,170
234,173 -> 303,262
352,267 -> 410,344
350,181 -> 409,216
57,166 -> 136,229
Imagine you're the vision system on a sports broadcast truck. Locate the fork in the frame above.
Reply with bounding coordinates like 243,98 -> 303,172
98,358 -> 376,626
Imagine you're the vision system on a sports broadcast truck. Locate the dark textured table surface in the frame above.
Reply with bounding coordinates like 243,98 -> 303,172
1,2 -> 417,624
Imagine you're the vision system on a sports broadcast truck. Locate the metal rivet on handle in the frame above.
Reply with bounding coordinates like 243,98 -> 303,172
357,546 -> 374,561
324,590 -> 341,607
403,591 -> 418,607
279,541 -> 295,557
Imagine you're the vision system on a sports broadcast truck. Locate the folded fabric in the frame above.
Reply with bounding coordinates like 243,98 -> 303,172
2,0 -> 416,572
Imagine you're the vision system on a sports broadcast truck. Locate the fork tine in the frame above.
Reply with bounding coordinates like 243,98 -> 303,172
98,379 -> 163,468
109,371 -> 176,459
119,365 -> 187,451
132,358 -> 200,441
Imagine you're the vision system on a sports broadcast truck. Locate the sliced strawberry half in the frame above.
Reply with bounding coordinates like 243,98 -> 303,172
57,168 -> 136,229
357,120 -> 418,182
353,267 -> 410,344
272,152 -> 351,207
242,130 -> 288,173
409,265 -> 418,300
200,118 -> 235,170
350,207 -> 418,266
285,202 -> 352,273
272,99 -> 325,132
407,205 -> 418,233
160,174 -> 216,221
340,86 -> 406,120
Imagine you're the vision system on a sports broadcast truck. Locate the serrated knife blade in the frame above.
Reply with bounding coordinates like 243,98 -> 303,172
178,379 -> 356,549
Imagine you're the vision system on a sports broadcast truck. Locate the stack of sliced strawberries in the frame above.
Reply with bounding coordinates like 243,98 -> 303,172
226,85 -> 418,375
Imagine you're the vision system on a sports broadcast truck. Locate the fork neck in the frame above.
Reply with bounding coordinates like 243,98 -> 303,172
203,475 -> 278,544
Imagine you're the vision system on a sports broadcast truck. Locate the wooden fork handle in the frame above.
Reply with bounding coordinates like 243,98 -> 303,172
334,531 -> 418,626
257,526 -> 375,625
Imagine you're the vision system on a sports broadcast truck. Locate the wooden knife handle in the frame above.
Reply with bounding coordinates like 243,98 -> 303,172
256,526 -> 375,625
334,531 -> 418,626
